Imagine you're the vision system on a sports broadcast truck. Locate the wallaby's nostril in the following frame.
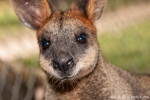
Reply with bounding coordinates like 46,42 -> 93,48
53,61 -> 59,69
52,54 -> 74,73
67,59 -> 74,68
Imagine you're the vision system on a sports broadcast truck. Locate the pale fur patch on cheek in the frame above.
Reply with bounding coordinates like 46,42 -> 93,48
40,55 -> 60,79
73,46 -> 98,78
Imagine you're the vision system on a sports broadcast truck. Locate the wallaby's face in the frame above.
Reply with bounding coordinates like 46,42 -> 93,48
39,12 -> 99,80
10,0 -> 107,80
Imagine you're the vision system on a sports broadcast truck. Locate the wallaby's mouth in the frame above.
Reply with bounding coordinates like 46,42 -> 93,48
60,76 -> 76,81
48,76 -> 79,92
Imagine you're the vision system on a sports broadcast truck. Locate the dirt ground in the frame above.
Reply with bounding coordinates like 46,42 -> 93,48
0,3 -> 150,62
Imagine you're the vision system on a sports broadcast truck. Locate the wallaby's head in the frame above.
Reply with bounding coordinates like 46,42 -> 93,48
10,0 -> 107,81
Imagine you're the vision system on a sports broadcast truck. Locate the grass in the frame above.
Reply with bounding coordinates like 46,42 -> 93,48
0,1 -> 26,39
98,19 -> 150,74
0,1 -> 20,27
105,0 -> 150,11
16,56 -> 40,68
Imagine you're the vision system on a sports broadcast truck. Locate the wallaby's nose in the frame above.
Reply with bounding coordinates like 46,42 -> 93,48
52,54 -> 74,73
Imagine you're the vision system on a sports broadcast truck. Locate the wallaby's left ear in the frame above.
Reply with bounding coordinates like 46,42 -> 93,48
10,0 -> 52,30
71,0 -> 107,22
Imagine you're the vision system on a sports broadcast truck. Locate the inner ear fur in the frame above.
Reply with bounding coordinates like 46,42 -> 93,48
71,0 -> 107,22
10,0 -> 52,30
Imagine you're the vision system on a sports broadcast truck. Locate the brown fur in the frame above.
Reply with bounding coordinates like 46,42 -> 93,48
10,0 -> 150,100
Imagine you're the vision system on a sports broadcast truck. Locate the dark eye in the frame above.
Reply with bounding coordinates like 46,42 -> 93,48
42,39 -> 50,49
77,33 -> 87,44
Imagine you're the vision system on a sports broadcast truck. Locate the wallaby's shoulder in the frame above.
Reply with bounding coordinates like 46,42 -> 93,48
105,61 -> 150,98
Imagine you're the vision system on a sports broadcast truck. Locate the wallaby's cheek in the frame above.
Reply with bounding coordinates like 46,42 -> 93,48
74,45 -> 99,79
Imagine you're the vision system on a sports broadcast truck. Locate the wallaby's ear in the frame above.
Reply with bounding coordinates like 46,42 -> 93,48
10,0 -> 52,30
71,0 -> 107,22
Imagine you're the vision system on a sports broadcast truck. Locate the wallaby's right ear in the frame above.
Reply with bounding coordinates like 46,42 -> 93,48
10,0 -> 52,30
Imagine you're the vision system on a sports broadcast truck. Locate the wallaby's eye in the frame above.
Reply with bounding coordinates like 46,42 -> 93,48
42,39 -> 50,49
77,33 -> 87,44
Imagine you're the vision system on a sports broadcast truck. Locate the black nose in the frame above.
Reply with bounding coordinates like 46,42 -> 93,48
52,54 -> 74,73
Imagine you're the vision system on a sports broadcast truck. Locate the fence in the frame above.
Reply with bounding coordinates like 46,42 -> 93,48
0,61 -> 46,100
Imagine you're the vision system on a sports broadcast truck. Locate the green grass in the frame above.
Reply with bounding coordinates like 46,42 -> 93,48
0,1 -> 25,38
105,0 -> 150,11
17,56 -> 40,68
0,1 -> 21,27
98,20 -> 150,74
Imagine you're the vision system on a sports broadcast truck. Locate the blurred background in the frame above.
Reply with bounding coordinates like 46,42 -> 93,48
0,0 -> 150,100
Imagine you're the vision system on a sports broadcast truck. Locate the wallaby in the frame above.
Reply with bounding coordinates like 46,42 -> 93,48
10,0 -> 150,100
